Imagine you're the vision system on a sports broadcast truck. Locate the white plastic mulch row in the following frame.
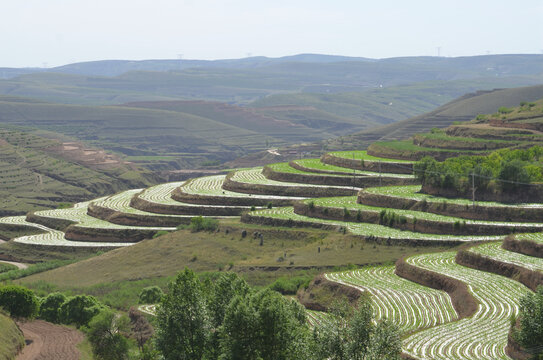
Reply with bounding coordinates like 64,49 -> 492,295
0,216 -> 132,247
34,200 -> 175,231
180,174 -> 305,200
469,242 -> 543,272
326,266 -> 458,333
401,252 -> 529,360
248,207 -> 502,242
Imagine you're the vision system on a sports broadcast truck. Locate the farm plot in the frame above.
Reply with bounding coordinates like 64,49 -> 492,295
0,216 -> 131,247
34,200 -> 176,231
309,197 -> 543,231
469,241 -> 543,271
137,182 -> 186,205
138,181 -> 250,209
180,175 -> 304,200
245,207 -> 501,243
229,168 -> 348,188
515,232 -> 543,245
363,185 -> 543,208
93,189 -> 196,218
328,151 -> 413,163
271,161 -> 415,179
326,266 -> 457,333
403,252 -> 530,359
305,310 -> 333,328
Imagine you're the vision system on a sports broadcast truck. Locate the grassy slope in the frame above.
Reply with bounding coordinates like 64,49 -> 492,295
18,221 -> 449,305
0,313 -> 24,360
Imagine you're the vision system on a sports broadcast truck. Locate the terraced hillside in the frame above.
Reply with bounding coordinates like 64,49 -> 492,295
0,126 -> 158,216
365,97 -> 543,161
1,127 -> 543,359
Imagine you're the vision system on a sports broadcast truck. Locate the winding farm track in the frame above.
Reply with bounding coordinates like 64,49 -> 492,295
16,320 -> 83,360
0,260 -> 28,269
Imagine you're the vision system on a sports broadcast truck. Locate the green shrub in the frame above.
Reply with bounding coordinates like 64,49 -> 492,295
153,230 -> 169,238
189,216 -> 219,232
138,286 -> 164,304
59,295 -> 103,328
0,285 -> 39,319
39,292 -> 67,323
269,276 -> 312,295
0,263 -> 17,274
498,106 -> 513,114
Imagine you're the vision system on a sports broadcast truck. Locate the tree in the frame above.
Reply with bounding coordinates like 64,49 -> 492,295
128,307 -> 154,352
499,160 -> 530,192
219,296 -> 260,360
155,268 -> 209,360
59,295 -> 103,328
219,289 -> 313,360
39,292 -> 67,323
86,310 -> 130,360
515,286 -> 543,352
207,273 -> 250,359
0,285 -> 39,319
314,295 -> 401,360
138,286 -> 164,304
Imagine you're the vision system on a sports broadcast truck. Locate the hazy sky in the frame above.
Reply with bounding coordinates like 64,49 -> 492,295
3,0 -> 543,68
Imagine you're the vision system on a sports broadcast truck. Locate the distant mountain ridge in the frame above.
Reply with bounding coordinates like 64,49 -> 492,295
2,53 -> 542,79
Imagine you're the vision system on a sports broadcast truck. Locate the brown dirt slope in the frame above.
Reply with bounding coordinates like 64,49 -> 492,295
16,320 -> 83,360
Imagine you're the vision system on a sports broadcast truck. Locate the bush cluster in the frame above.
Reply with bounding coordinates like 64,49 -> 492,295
189,216 -> 219,232
414,146 -> 543,194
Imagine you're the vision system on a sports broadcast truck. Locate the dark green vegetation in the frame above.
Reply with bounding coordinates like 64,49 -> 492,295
155,269 -> 400,360
513,286 -> 543,357
0,284 -> 39,318
415,146 -> 543,198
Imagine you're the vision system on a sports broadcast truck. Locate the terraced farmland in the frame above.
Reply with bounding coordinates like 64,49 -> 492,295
402,252 -> 529,359
0,144 -> 542,360
267,159 -> 414,179
304,196 -> 543,234
326,266 -> 458,332
244,207 -> 501,243
469,241 -> 543,271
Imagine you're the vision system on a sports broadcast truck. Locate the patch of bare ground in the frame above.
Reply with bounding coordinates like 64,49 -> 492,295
16,320 -> 83,360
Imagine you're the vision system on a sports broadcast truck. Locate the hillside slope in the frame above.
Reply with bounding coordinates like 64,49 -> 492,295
0,125 -> 157,215
0,313 -> 24,360
325,85 -> 543,150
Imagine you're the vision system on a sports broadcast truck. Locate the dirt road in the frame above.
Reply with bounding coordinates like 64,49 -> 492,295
0,260 -> 28,269
16,320 -> 84,360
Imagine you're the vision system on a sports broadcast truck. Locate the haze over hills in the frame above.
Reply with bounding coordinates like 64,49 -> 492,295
227,84 -> 543,167
1,54 -> 543,106
1,53 -> 543,179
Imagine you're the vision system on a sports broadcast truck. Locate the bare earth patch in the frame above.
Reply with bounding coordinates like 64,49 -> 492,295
16,320 -> 83,360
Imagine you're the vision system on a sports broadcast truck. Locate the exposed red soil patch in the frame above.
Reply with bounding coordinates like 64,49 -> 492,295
16,320 -> 84,360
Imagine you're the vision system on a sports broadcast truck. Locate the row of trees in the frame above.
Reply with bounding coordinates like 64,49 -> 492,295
0,285 -> 103,327
154,268 -> 401,360
1,270 -> 402,360
0,285 -> 152,360
414,146 -> 543,195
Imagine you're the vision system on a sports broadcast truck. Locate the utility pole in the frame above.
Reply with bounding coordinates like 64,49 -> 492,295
471,172 -> 476,206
